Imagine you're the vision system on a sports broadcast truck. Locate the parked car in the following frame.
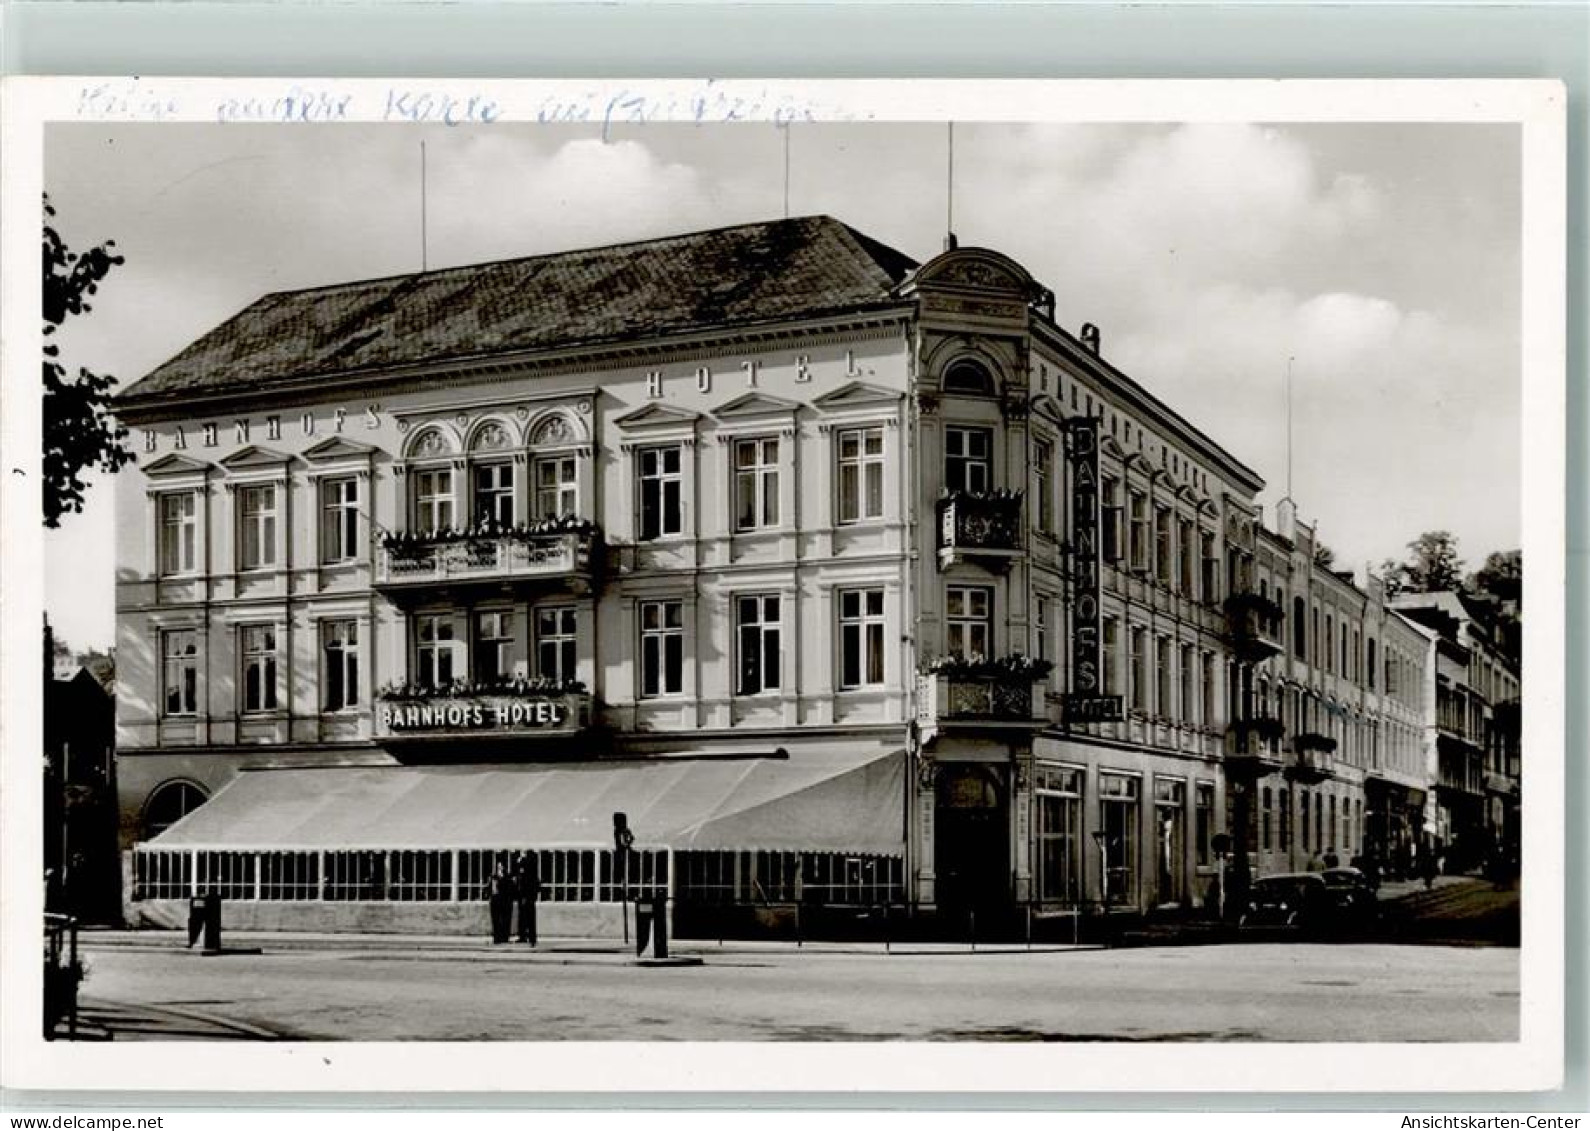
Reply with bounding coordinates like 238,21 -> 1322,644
1239,873 -> 1331,930
1320,867 -> 1380,926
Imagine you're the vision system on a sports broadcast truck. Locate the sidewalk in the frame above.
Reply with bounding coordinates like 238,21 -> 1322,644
74,927 -> 1100,961
52,997 -> 284,1042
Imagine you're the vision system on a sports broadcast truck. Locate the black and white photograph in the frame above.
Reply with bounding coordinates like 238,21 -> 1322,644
2,78 -> 1566,1094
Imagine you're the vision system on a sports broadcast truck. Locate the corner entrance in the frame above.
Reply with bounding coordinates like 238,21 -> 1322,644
934,764 -> 1010,920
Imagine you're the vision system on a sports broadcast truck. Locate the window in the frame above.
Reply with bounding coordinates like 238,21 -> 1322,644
473,463 -> 515,526
1154,505 -> 1173,584
1293,595 -> 1307,658
736,594 -> 782,695
944,427 -> 992,494
1099,773 -> 1140,904
1325,615 -> 1335,674
474,610 -> 515,684
1129,626 -> 1148,712
413,468 -> 454,535
942,359 -> 993,395
1279,785 -> 1291,851
322,620 -> 359,711
321,477 -> 360,563
1180,642 -> 1196,726
836,427 -> 884,523
639,600 -> 685,697
159,492 -> 198,575
1367,639 -> 1377,690
734,438 -> 780,531
162,630 -> 199,716
1128,490 -> 1149,571
1200,529 -> 1219,602
1300,786 -> 1311,851
945,586 -> 991,659
536,607 -> 578,684
1195,782 -> 1216,867
1101,476 -> 1123,563
1034,439 -> 1054,534
839,588 -> 886,689
1155,636 -> 1172,717
238,483 -> 278,570
143,782 -> 207,841
1155,778 -> 1186,905
1261,786 -> 1273,851
1201,650 -> 1217,728
535,457 -> 578,519
1177,517 -> 1195,594
240,624 -> 279,713
1035,596 -> 1050,664
415,614 -> 458,688
638,447 -> 683,540
1035,764 -> 1082,903
1103,617 -> 1120,695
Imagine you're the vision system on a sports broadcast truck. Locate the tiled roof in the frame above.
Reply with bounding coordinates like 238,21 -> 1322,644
119,216 -> 919,408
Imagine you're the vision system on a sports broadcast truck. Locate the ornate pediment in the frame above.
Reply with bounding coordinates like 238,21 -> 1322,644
303,436 -> 378,463
219,444 -> 293,470
141,453 -> 213,477
906,248 -> 1037,297
1028,393 -> 1065,423
713,391 -> 801,420
812,381 -> 901,413
613,403 -> 702,431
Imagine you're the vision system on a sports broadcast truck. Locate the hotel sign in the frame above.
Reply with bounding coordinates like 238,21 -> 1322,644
1064,417 -> 1123,725
378,697 -> 571,733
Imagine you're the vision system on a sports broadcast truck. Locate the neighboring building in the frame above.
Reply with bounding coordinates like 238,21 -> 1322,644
112,215 -> 1467,935
1391,591 -> 1522,873
44,620 -> 120,922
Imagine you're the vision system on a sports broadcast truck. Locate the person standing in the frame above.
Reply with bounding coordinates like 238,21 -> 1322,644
488,861 -> 514,944
514,851 -> 540,946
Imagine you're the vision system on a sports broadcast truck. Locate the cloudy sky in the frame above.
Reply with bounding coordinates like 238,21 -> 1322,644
43,120 -> 1521,651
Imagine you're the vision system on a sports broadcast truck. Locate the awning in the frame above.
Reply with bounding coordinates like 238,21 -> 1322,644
143,748 -> 906,856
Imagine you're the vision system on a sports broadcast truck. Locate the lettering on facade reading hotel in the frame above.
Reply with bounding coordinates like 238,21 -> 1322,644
1064,416 -> 1122,724
379,699 -> 569,731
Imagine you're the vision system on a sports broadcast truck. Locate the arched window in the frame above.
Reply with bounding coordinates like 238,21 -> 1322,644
143,780 -> 209,840
942,359 -> 994,395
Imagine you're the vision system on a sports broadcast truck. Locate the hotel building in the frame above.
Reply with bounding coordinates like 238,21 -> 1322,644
113,216 -> 1437,935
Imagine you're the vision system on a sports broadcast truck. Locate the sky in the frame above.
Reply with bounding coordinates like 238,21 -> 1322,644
42,120 -> 1522,651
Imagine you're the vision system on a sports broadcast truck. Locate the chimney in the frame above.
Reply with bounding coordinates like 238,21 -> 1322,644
1080,323 -> 1101,355
944,232 -> 959,252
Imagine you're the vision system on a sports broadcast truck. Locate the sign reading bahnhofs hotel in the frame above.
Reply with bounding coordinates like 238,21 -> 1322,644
1064,416 -> 1122,724
378,697 -> 571,732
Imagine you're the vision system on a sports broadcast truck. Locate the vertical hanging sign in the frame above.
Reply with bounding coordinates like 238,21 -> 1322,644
1065,417 -> 1123,723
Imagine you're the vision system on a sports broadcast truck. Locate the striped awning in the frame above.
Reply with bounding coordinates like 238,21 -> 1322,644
143,748 -> 907,856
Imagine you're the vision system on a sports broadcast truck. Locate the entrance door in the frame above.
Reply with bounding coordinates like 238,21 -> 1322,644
934,765 -> 1010,917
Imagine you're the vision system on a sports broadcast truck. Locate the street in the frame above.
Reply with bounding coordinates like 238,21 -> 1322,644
70,936 -> 1518,1043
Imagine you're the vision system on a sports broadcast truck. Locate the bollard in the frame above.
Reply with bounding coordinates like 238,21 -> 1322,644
203,893 -> 223,953
651,894 -> 668,959
634,897 -> 653,958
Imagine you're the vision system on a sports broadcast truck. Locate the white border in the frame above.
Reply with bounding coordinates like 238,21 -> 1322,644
0,77 -> 1566,1094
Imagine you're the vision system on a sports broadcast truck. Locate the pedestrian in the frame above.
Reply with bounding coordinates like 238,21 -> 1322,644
1419,849 -> 1439,891
1306,849 -> 1325,873
488,861 -> 514,944
1323,846 -> 1340,870
513,851 -> 540,946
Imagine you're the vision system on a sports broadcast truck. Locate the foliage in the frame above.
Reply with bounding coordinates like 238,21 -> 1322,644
1470,549 -> 1522,607
381,514 -> 598,556
1223,590 -> 1284,623
43,195 -> 133,528
1313,543 -> 1336,569
938,487 -> 1024,504
376,676 -> 586,702
919,653 -> 1053,680
1381,530 -> 1465,595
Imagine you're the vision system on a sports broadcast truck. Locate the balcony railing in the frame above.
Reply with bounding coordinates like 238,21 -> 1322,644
375,684 -> 592,742
375,522 -> 601,592
915,656 -> 1050,735
1223,592 -> 1285,663
1225,715 -> 1286,777
1286,734 -> 1337,784
937,490 -> 1023,569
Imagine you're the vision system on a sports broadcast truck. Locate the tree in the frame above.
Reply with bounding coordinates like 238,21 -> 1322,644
1377,558 -> 1407,598
1470,549 -> 1522,608
1313,544 -> 1337,569
43,194 -> 132,528
1396,530 -> 1465,594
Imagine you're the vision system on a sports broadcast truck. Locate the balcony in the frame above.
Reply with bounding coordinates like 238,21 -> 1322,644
374,681 -> 592,746
1223,592 -> 1285,664
375,520 -> 602,598
937,490 -> 1023,570
915,655 -> 1050,741
1225,715 -> 1285,779
1286,733 -> 1338,784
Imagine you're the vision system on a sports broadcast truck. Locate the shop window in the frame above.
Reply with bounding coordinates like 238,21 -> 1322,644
1035,764 -> 1082,903
1155,777 -> 1186,905
1099,773 -> 1140,905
